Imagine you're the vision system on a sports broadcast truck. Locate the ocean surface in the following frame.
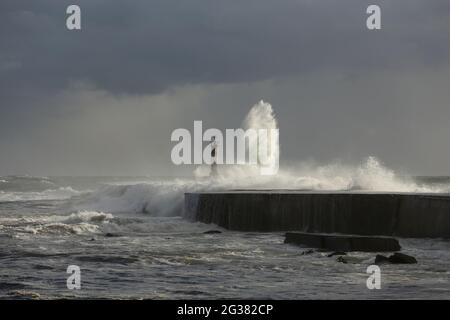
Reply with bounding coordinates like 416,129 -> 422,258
0,175 -> 449,299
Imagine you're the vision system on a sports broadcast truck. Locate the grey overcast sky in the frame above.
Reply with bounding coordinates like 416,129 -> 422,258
1,0 -> 450,176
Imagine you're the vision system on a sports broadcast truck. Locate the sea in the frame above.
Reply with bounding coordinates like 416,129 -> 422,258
0,173 -> 449,299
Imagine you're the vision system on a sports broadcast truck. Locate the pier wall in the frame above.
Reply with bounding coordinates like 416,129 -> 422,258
184,192 -> 450,238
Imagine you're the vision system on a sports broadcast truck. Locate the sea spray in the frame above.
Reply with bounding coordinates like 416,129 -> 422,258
172,100 -> 279,175
71,101 -> 449,216
194,100 -> 280,179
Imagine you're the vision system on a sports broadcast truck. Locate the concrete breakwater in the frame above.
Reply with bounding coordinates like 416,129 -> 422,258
284,232 -> 401,252
184,191 -> 450,238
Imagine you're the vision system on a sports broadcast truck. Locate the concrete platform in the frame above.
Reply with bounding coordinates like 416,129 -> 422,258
284,232 -> 401,252
184,191 -> 450,238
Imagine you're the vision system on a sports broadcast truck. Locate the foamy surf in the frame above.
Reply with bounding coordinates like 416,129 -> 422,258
0,211 -> 113,236
63,101 -> 450,217
69,180 -> 212,216
67,159 -> 449,218
0,187 -> 82,202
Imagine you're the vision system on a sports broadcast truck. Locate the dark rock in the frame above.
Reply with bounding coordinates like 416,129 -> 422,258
374,253 -> 417,264
336,256 -> 348,264
284,232 -> 323,248
375,254 -> 390,264
104,233 -> 121,237
324,237 -> 352,251
336,256 -> 365,264
77,255 -> 138,264
285,232 -> 401,252
351,237 -> 401,252
388,252 -> 417,264
300,249 -> 315,255
33,264 -> 53,270
327,251 -> 347,257
203,230 -> 222,234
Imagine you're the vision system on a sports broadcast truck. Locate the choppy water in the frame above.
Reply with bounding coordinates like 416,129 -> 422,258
0,176 -> 449,299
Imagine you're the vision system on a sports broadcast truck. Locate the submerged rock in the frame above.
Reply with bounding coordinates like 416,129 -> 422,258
104,233 -> 121,237
375,254 -> 390,264
327,251 -> 347,257
336,256 -> 348,264
336,256 -> 367,264
285,232 -> 401,252
203,230 -> 222,234
375,252 -> 417,264
300,249 -> 315,255
388,252 -> 417,264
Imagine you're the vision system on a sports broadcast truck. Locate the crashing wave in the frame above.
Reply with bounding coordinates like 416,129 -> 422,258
70,180 -> 218,216
3,101 -> 449,219
67,100 -> 449,217
1,211 -> 113,236
0,187 -> 81,202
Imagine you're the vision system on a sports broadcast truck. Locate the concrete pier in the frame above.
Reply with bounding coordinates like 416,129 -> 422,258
184,191 -> 450,238
284,232 -> 401,252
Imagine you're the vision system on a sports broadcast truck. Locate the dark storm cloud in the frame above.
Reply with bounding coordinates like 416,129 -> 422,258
1,0 -> 449,98
1,0 -> 450,176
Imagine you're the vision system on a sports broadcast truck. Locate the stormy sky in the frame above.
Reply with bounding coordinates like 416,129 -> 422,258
1,0 -> 450,176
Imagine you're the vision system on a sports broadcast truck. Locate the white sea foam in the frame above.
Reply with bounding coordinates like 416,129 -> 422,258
21,222 -> 100,235
1,211 -> 114,236
1,209 -> 214,236
193,101 -> 446,193
0,187 -> 81,202
195,100 -> 279,178
71,180 -> 215,216
99,216 -> 217,235
70,155 -> 449,217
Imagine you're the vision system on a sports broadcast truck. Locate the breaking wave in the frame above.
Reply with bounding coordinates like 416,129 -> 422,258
0,211 -> 113,236
2,101 -> 449,219
67,100 -> 449,217
70,180 -> 216,216
71,157 -> 449,216
0,210 -> 215,236
0,187 -> 81,202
